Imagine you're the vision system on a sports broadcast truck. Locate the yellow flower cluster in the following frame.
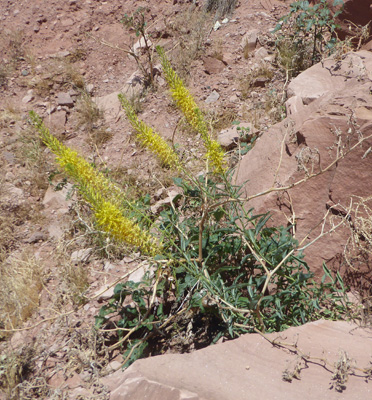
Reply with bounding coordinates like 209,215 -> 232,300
118,94 -> 181,170
156,46 -> 226,174
88,190 -> 161,256
29,111 -> 122,204
29,111 -> 160,255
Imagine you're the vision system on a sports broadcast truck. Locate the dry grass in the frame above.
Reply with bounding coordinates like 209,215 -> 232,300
239,65 -> 274,100
209,106 -> 237,131
75,92 -> 102,129
0,253 -> 43,339
30,58 -> 85,96
60,258 -> 90,306
0,102 -> 21,129
166,6 -> 211,81
74,92 -> 113,147
275,35 -> 311,79
0,344 -> 37,398
0,64 -> 9,89
1,30 -> 27,69
204,0 -> 238,18
16,125 -> 51,195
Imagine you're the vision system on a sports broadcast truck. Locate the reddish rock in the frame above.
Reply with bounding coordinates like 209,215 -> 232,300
240,29 -> 259,53
310,0 -> 372,42
202,56 -> 227,75
235,51 -> 372,277
102,320 -> 372,400
218,122 -> 255,150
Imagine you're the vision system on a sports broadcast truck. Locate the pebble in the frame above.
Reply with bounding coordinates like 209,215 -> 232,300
205,90 -> 220,104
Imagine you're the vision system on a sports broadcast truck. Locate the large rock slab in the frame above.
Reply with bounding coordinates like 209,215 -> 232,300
235,51 -> 372,276
310,0 -> 372,42
102,320 -> 372,400
287,51 -> 372,105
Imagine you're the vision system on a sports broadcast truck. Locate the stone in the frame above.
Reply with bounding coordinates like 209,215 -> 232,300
285,95 -> 305,119
102,320 -> 372,400
107,360 -> 122,372
202,57 -> 226,75
254,47 -> 269,61
151,189 -> 182,214
42,184 -> 73,215
45,222 -> 65,240
0,183 -> 24,210
288,51 -> 372,105
70,248 -> 93,263
218,123 -> 255,151
95,284 -> 115,302
5,171 -> 15,181
25,231 -> 48,243
235,50 -> 372,277
86,83 -> 94,94
22,93 -> 34,104
204,90 -> 220,104
95,90 -> 122,123
121,71 -> 144,99
240,29 -> 259,53
44,110 -> 67,134
251,76 -> 268,87
56,92 -> 74,107
128,264 -> 155,283
213,21 -> 221,31
228,94 -> 239,103
132,36 -> 152,56
3,151 -> 15,164
50,50 -> 70,58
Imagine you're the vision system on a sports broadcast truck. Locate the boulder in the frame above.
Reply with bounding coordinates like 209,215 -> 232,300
310,0 -> 372,43
235,51 -> 372,277
102,320 -> 372,400
202,56 -> 226,75
0,183 -> 25,210
56,92 -> 74,107
240,29 -> 259,53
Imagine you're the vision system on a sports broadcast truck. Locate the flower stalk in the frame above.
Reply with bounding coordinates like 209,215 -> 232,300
156,46 -> 226,174
118,94 -> 181,170
29,111 -> 160,255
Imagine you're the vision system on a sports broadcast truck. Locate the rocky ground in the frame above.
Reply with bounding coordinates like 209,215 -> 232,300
0,0 -> 371,399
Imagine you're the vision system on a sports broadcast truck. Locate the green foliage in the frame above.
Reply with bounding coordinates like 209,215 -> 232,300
274,0 -> 344,75
232,121 -> 257,156
29,38 -> 350,370
96,173 -> 351,367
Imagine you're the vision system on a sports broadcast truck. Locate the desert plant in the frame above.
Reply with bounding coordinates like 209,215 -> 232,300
157,46 -> 226,174
165,5 -> 211,81
95,173 -> 350,367
119,93 -> 181,170
29,46 -> 350,370
274,0 -> 344,76
121,7 -> 156,87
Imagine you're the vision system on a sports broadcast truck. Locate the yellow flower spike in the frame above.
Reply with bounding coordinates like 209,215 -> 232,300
156,46 -> 226,174
118,94 -> 181,170
90,192 -> 161,256
29,111 -> 123,206
29,111 -> 160,256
